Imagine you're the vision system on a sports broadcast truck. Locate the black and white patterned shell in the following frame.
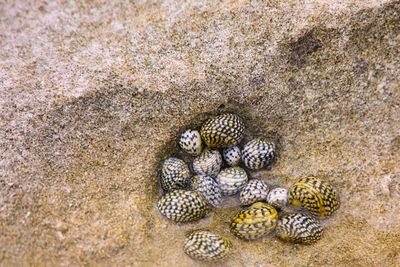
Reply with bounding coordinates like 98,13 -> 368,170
222,146 -> 241,166
179,129 -> 203,156
275,213 -> 323,244
191,175 -> 223,207
239,179 -> 269,205
266,187 -> 288,209
216,167 -> 248,195
157,190 -> 209,223
160,157 -> 191,192
183,230 -> 232,261
241,138 -> 275,170
193,149 -> 222,177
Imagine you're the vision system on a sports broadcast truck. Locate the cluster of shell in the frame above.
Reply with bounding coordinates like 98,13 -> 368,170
157,113 -> 340,262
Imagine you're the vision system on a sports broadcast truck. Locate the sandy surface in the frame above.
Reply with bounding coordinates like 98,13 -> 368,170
1,0 -> 399,266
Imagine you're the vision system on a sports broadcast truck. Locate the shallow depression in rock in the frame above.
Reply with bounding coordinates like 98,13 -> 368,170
1,1 -> 400,266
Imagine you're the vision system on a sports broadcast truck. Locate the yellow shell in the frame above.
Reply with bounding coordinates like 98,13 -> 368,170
200,113 -> 245,148
288,177 -> 340,217
230,202 -> 278,240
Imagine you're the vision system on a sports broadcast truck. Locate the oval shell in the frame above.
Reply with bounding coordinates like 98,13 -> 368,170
191,175 -> 223,207
216,167 -> 248,196
230,202 -> 278,240
222,146 -> 241,166
276,213 -> 322,244
179,129 -> 203,156
200,113 -> 245,148
241,138 -> 275,170
157,190 -> 209,223
183,230 -> 232,261
193,149 -> 222,177
160,157 -> 191,192
266,187 -> 288,209
239,179 -> 269,205
288,177 -> 340,217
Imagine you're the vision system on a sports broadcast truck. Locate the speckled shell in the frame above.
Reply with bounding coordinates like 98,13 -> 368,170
276,213 -> 322,244
200,113 -> 245,148
239,179 -> 269,205
160,157 -> 191,192
179,129 -> 203,156
230,202 -> 278,240
216,167 -> 248,196
241,138 -> 275,170
157,190 -> 209,223
183,230 -> 232,261
288,177 -> 340,217
222,146 -> 241,166
191,175 -> 223,207
193,149 -> 222,177
266,187 -> 288,209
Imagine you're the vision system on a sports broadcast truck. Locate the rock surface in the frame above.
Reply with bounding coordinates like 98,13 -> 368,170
1,0 -> 400,266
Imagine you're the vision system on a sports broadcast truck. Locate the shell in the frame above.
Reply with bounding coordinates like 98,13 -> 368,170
183,230 -> 232,261
288,177 -> 340,217
193,149 -> 222,177
216,167 -> 248,196
200,113 -> 245,148
241,138 -> 275,170
239,179 -> 269,205
160,157 -> 191,192
276,213 -> 323,244
266,187 -> 288,209
222,146 -> 241,166
157,190 -> 209,223
191,175 -> 223,207
179,129 -> 203,156
230,202 -> 278,240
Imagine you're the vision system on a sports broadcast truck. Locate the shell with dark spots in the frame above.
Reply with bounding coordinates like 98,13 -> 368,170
239,179 -> 270,205
183,230 -> 232,261
241,138 -> 275,170
157,190 -> 209,223
160,157 -> 191,192
191,175 -> 223,207
179,129 -> 203,156
200,113 -> 245,148
276,213 -> 323,244
222,146 -> 241,166
193,149 -> 222,177
230,202 -> 278,240
216,166 -> 248,196
288,177 -> 340,217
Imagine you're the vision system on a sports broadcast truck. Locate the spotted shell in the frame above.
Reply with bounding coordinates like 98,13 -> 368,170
193,149 -> 222,177
216,167 -> 248,196
200,113 -> 245,148
222,146 -> 241,166
160,157 -> 191,192
191,175 -> 223,207
157,190 -> 209,223
183,230 -> 232,261
276,213 -> 322,244
239,179 -> 269,205
230,202 -> 278,240
288,177 -> 340,217
266,187 -> 288,209
241,138 -> 275,170
179,129 -> 203,156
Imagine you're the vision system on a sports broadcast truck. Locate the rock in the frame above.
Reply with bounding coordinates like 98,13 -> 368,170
0,0 -> 399,266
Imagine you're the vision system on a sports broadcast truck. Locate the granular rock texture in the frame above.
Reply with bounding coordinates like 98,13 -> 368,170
1,0 -> 400,266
